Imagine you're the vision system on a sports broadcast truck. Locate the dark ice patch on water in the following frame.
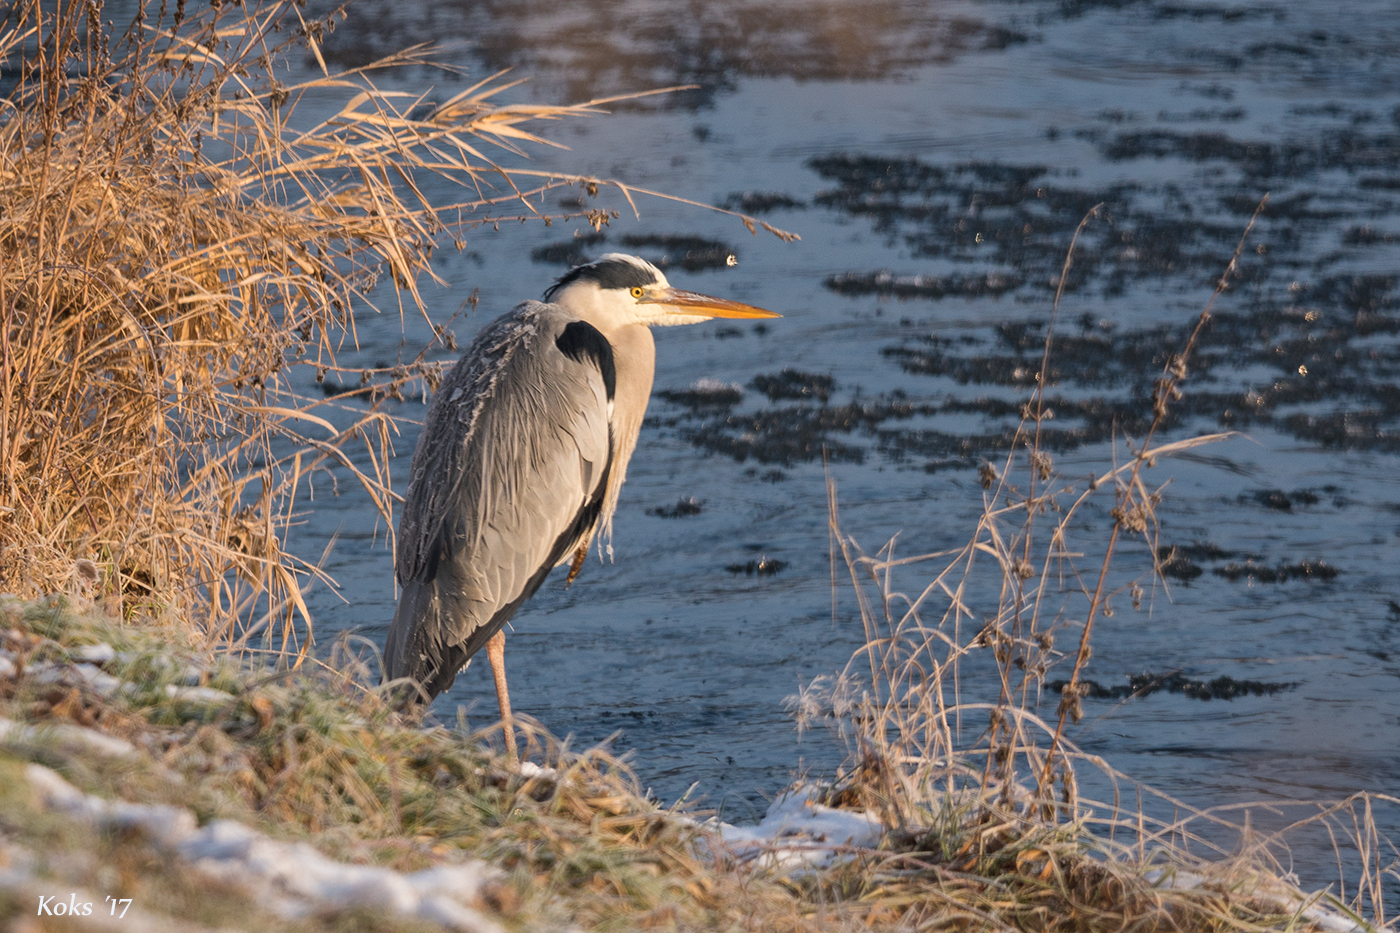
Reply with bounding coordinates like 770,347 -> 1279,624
648,497 -> 705,519
825,270 -> 1021,300
1101,129 -> 1400,178
655,382 -> 744,410
725,557 -> 786,576
661,266 -> 1400,472
532,233 -> 608,267
531,233 -> 738,272
1343,226 -> 1400,246
1154,542 -> 1338,586
722,191 -> 807,214
1242,488 -> 1321,511
750,369 -> 835,403
1051,671 -> 1299,702
1212,560 -> 1340,583
619,234 -> 737,271
1156,542 -> 1256,583
681,409 -> 869,466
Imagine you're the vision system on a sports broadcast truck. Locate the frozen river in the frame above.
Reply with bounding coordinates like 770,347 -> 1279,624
268,0 -> 1400,898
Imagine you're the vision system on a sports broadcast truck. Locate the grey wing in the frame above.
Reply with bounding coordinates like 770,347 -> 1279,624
384,303 -> 614,699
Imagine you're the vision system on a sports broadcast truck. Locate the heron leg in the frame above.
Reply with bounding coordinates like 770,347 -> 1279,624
486,629 -> 518,761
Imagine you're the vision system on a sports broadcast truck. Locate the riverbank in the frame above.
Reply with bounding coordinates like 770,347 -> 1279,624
0,594 -> 1384,933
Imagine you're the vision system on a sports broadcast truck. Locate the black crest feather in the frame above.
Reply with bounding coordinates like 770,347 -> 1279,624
544,256 -> 658,301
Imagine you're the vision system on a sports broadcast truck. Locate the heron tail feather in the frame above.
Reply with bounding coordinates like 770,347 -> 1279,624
383,579 -> 469,704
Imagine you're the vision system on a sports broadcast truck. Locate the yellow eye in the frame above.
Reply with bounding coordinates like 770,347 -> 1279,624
629,286 -> 645,299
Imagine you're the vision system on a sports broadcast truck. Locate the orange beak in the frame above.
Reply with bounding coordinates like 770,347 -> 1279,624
638,286 -> 782,319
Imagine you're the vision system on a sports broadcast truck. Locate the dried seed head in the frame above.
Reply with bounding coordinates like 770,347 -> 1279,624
75,559 -> 100,584
1110,504 -> 1148,534
974,619 -> 998,647
1057,689 -> 1084,723
978,461 -> 997,490
1060,764 -> 1078,808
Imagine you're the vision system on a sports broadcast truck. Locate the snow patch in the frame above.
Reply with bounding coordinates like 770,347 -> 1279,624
24,765 -> 504,932
0,716 -> 135,757
71,661 -> 123,695
715,783 -> 885,872
164,684 -> 237,704
71,642 -> 116,664
1145,867 -> 1381,933
28,763 -> 196,843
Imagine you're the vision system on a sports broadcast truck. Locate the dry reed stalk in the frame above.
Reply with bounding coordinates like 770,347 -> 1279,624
803,202 -> 1264,823
791,198 -> 1396,930
0,0 -> 793,655
1035,195 -> 1272,798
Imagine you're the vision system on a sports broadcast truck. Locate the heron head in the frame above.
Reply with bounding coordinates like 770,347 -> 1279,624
544,253 -> 780,328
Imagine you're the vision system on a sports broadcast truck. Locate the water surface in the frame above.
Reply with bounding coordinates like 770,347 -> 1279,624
282,0 -> 1400,896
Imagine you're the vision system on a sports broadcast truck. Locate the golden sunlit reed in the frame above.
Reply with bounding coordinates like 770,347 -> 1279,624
0,0 -> 790,655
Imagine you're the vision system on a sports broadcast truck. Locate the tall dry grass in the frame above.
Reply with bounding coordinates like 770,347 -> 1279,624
0,0 -> 792,655
795,200 -> 1397,929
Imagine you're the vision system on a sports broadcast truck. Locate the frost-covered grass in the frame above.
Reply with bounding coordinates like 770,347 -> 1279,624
2,594 -> 1390,933
776,208 -> 1395,933
0,594 -> 825,932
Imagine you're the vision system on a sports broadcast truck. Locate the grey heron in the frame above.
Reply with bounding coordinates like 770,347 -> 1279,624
383,253 -> 780,758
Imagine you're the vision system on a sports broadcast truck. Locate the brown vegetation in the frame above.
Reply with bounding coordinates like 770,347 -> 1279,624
0,0 -> 789,653
794,202 -> 1396,931
0,2 -> 1391,931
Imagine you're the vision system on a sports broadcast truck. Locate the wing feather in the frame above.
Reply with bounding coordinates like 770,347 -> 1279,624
384,301 -> 614,697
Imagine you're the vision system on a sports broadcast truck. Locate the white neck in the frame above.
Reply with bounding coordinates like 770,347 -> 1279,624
549,283 -> 658,556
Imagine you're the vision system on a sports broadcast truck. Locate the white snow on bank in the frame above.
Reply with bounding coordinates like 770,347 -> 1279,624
19,640 -> 228,703
22,764 -> 504,933
163,683 -> 237,704
1147,868 -> 1387,933
0,716 -> 135,757
712,788 -> 1386,933
71,642 -> 116,664
3,633 -> 1385,933
714,783 -> 885,872
518,760 -> 557,780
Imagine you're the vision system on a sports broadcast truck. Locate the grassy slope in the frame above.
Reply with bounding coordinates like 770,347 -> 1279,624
0,595 -> 1380,933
